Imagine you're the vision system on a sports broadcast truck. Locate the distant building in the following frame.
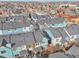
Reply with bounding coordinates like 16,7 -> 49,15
0,9 -> 9,17
59,4 -> 76,8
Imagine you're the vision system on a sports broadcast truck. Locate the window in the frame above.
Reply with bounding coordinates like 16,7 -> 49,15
15,54 -> 19,57
1,50 -> 6,54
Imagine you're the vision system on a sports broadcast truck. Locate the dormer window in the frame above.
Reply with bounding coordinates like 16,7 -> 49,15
15,54 -> 19,57
1,50 -> 6,54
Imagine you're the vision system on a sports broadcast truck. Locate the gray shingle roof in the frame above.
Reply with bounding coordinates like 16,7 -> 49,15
10,32 -> 35,48
3,22 -> 13,30
53,17 -> 65,24
48,28 -> 62,38
33,30 -> 43,42
0,36 -> 3,45
24,32 -> 35,46
57,28 -> 70,43
31,14 -> 66,25
65,24 -> 79,36
11,34 -> 25,48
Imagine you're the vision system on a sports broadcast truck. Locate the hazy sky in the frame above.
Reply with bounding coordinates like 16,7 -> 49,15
0,0 -> 79,2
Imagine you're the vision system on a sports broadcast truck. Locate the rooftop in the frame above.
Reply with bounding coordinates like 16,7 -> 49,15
65,24 -> 79,35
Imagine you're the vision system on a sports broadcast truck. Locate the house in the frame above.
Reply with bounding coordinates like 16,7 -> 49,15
65,24 -> 79,39
0,25 -> 34,36
11,32 -> 35,48
31,14 -> 50,22
42,28 -> 62,45
57,28 -> 70,42
0,39 -> 22,58
31,14 -> 68,28
36,15 -> 67,29
48,17 -> 68,28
